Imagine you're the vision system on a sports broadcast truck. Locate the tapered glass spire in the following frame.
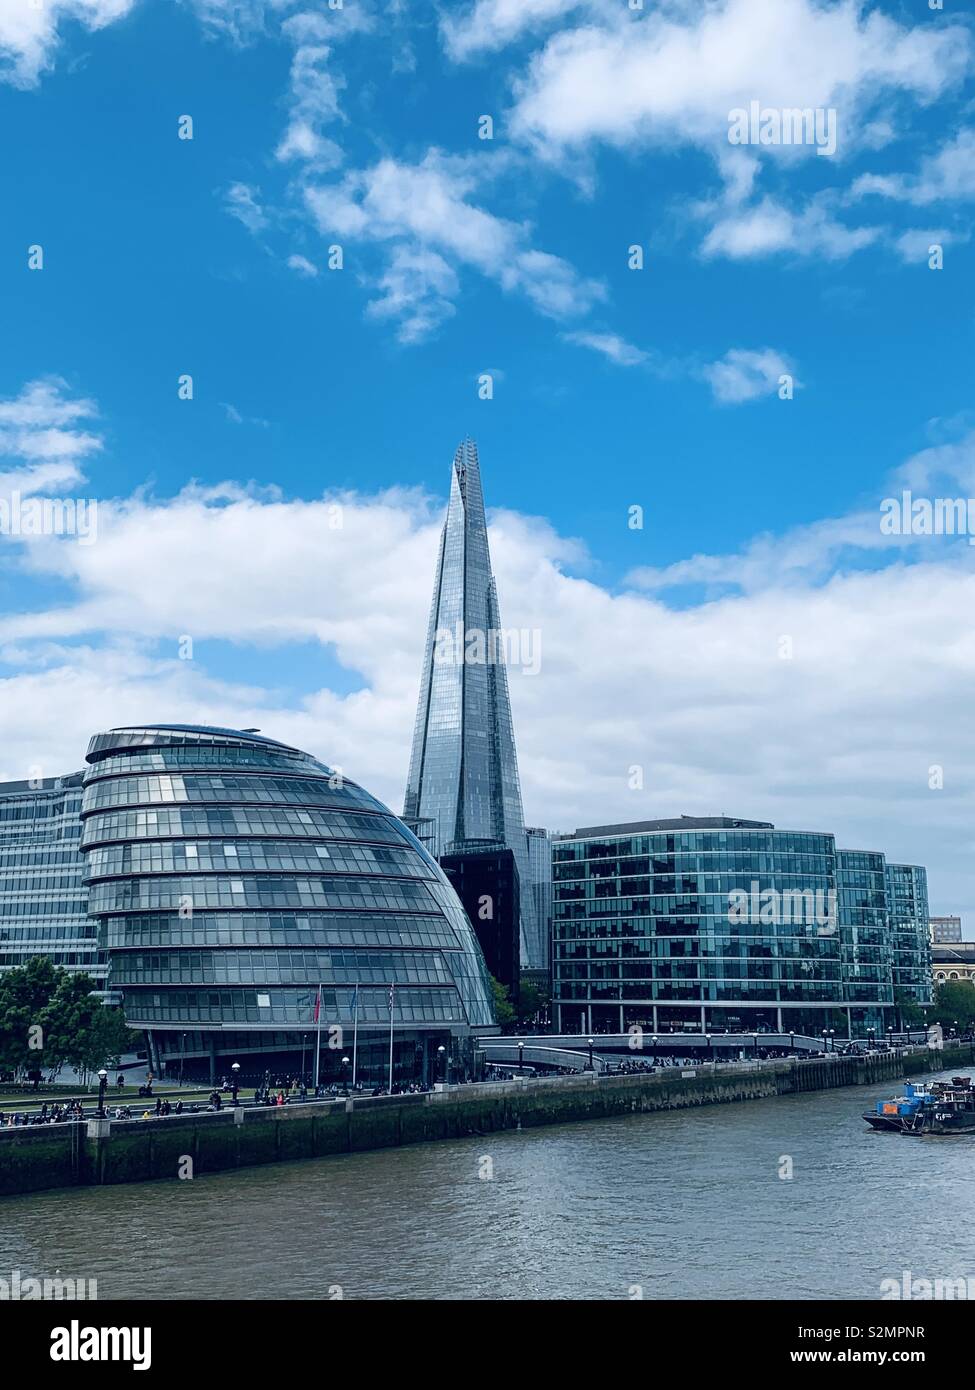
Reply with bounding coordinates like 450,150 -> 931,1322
405,439 -> 541,969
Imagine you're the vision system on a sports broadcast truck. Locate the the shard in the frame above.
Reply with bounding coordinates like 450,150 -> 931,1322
404,439 -> 542,971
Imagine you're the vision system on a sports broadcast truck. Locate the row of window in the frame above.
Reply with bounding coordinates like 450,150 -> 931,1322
84,840 -> 430,881
109,948 -> 453,986
103,911 -> 461,952
81,806 -> 409,849
87,875 -> 440,914
82,774 -> 383,814
556,981 -> 848,1002
123,986 -> 466,1026
554,833 -> 835,858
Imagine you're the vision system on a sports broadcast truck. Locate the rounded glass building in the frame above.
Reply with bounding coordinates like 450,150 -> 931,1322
80,725 -> 495,1085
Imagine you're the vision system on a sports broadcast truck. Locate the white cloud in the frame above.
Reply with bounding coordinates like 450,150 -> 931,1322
3,403 -> 975,925
701,347 -> 798,404
0,0 -> 135,87
892,228 -> 963,264
225,182 -> 267,233
0,378 -> 101,486
286,253 -> 319,277
701,193 -> 881,261
509,0 -> 969,158
562,330 -> 647,367
851,128 -> 975,206
441,0 -> 591,62
304,152 -> 605,339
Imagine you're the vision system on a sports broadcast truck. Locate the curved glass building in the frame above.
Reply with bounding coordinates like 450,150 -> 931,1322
80,725 -> 495,1084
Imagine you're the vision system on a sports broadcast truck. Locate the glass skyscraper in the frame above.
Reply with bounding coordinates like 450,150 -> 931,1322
552,816 -> 927,1036
81,724 -> 495,1083
404,439 -> 543,970
0,772 -> 105,989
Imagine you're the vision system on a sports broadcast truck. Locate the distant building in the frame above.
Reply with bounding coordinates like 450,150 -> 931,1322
552,815 -> 930,1037
886,863 -> 932,1006
440,844 -> 520,998
0,772 -> 105,990
930,915 -> 963,944
932,943 -> 975,987
403,439 -> 542,971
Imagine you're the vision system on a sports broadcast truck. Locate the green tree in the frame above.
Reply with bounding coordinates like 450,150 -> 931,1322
517,979 -> 551,1027
489,975 -> 516,1028
893,988 -> 929,1031
930,980 -> 975,1032
0,956 -> 60,1077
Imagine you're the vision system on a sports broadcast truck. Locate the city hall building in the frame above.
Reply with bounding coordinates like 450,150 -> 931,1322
80,724 -> 496,1084
551,817 -> 930,1037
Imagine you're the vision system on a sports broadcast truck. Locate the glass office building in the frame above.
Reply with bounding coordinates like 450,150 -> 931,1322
81,724 -> 495,1083
0,772 -> 105,988
886,862 -> 932,1006
403,439 -> 542,970
552,817 -> 925,1037
837,849 -> 893,1032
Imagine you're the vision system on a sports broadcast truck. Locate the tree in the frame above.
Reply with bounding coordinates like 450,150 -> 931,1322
517,978 -> 551,1027
489,975 -> 516,1028
893,988 -> 929,1031
930,980 -> 975,1032
0,960 -> 136,1083
0,956 -> 60,1077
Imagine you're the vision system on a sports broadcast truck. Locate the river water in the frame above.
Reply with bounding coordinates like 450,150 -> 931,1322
2,1067 -> 972,1300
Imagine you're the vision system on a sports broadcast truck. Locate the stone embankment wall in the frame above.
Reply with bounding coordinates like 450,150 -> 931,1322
2,1043 -> 972,1197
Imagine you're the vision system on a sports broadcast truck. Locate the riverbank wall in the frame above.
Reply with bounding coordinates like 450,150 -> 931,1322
2,1043 -> 972,1197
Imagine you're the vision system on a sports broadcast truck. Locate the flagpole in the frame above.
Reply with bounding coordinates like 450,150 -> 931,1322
351,983 -> 359,1088
313,982 -> 322,1090
388,983 -> 395,1093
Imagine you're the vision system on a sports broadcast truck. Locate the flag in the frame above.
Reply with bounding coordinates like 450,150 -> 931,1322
313,984 -> 321,1024
351,984 -> 359,1017
388,983 -> 395,1014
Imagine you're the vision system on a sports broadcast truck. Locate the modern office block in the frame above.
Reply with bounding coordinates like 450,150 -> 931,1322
0,772 -> 105,989
930,915 -> 962,944
885,862 -> 933,1006
551,816 -> 923,1037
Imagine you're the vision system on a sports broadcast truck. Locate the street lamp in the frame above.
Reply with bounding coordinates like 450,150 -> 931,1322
828,1029 -> 835,1054
97,1069 -> 108,1117
231,1061 -> 240,1107
518,1041 -> 525,1075
821,1028 -> 828,1054
340,1056 -> 350,1094
705,1033 -> 713,1065
587,1037 -> 594,1072
437,1044 -> 446,1085
650,1035 -> 658,1068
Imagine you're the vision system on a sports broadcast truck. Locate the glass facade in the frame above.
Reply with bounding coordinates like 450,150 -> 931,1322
403,439 -> 542,969
885,862 -> 932,1005
552,817 -> 927,1036
81,725 -> 495,1080
0,773 -> 105,986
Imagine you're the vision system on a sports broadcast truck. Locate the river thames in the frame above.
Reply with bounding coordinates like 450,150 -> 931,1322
2,1067 -> 971,1300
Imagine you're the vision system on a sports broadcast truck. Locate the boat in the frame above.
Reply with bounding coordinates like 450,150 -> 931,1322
863,1077 -> 975,1135
863,1081 -> 935,1132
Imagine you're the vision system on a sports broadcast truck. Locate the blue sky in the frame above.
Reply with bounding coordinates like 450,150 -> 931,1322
1,0 -> 975,929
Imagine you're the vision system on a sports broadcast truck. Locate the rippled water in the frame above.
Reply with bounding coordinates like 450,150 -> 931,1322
2,1068 -> 972,1300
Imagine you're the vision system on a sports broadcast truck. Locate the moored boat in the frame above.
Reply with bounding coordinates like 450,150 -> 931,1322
863,1077 -> 975,1135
